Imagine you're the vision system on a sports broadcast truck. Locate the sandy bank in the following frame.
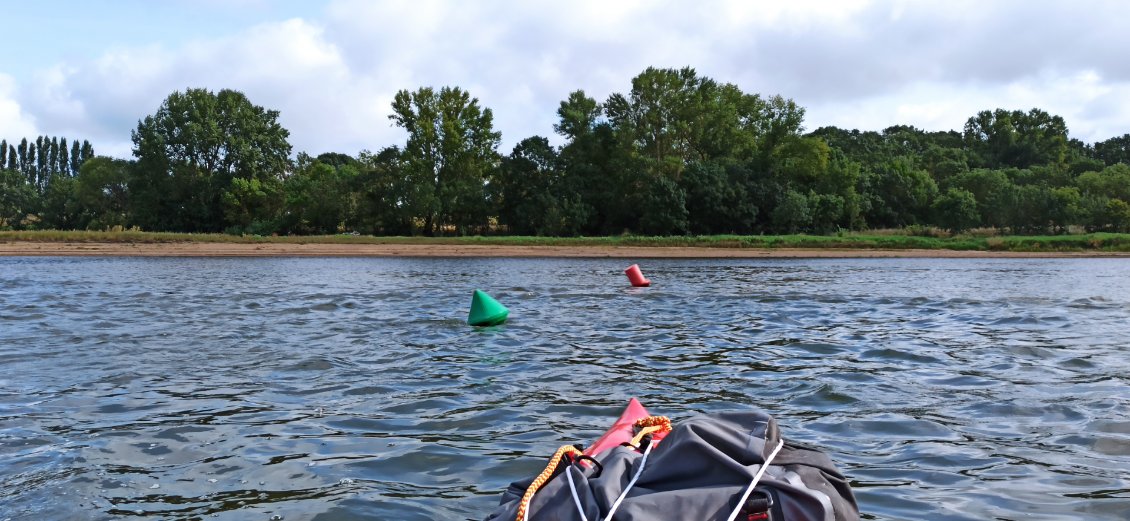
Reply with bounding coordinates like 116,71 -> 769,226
2,241 -> 1128,258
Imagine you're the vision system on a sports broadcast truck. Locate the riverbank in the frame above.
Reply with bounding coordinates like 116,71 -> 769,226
3,241 -> 1130,257
4,230 -> 1130,257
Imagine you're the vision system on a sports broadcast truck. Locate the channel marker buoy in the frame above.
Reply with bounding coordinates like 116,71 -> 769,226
625,264 -> 651,287
468,289 -> 509,326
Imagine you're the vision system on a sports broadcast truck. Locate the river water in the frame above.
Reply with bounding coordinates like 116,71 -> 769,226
1,257 -> 1127,520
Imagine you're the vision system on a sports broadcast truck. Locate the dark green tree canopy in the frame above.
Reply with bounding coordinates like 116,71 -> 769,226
495,136 -> 589,236
75,157 -> 132,230
6,67 -> 1130,237
132,88 -> 291,181
1094,134 -> 1130,167
604,66 -> 774,179
129,88 -> 292,232
554,90 -> 602,140
389,85 -> 501,235
963,108 -> 1068,169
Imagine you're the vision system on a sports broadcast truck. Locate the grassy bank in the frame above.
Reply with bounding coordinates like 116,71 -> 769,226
5,229 -> 1130,252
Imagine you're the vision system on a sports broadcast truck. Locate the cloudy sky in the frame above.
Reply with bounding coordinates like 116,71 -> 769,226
2,0 -> 1128,159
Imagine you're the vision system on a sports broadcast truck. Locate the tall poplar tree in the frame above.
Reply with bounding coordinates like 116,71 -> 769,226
49,137 -> 59,177
26,146 -> 36,189
70,141 -> 81,176
58,137 -> 69,176
80,140 -> 94,167
17,139 -> 28,176
35,136 -> 47,188
389,86 -> 501,235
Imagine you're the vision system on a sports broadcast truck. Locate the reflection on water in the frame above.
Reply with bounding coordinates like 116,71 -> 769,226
1,257 -> 1128,520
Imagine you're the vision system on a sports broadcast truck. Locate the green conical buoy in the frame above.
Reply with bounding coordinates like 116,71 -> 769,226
468,289 -> 509,327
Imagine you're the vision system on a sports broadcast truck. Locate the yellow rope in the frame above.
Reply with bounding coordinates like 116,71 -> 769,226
515,444 -> 584,521
514,416 -> 672,521
635,415 -> 672,430
630,415 -> 672,447
628,425 -> 664,447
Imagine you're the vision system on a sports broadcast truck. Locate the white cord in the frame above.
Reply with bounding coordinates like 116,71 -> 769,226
565,465 -> 591,521
725,438 -> 785,521
602,442 -> 655,521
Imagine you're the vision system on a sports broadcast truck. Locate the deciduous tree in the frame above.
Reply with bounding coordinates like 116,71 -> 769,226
963,108 -> 1068,169
932,188 -> 979,233
389,86 -> 500,235
131,88 -> 292,231
75,157 -> 132,229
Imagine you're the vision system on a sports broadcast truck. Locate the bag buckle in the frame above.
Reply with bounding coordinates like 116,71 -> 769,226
743,488 -> 774,521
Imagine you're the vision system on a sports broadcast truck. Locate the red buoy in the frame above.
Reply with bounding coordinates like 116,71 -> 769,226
624,264 -> 651,287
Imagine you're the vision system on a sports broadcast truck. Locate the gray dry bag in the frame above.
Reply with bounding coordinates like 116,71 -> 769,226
485,410 -> 859,521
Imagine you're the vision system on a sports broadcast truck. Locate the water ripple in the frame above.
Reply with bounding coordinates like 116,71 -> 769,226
1,257 -> 1129,520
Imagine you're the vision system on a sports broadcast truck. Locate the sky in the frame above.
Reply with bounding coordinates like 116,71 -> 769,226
2,0 -> 1129,159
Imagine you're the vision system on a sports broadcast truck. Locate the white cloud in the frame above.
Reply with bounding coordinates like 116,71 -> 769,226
804,72 -> 1130,142
8,0 -> 1130,161
20,18 -> 382,158
0,74 -> 39,146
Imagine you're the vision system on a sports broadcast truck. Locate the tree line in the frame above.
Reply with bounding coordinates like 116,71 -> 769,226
1,137 -> 95,189
1,136 -> 96,229
2,66 -> 1130,235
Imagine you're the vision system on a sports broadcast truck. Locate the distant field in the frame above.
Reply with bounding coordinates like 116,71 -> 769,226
4,230 -> 1130,252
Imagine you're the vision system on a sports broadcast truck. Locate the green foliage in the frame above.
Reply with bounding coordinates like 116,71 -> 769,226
636,174 -> 689,235
130,87 -> 292,232
10,68 -> 1130,239
1006,185 -> 1080,234
0,134 -> 91,204
772,136 -> 829,188
1092,199 -> 1130,232
279,161 -> 353,235
10,228 -> 1130,254
38,176 -> 83,230
932,188 -> 980,233
680,160 -> 757,234
963,108 -> 1068,169
808,192 -> 846,234
1067,138 -> 1104,177
605,67 -> 778,179
1076,165 -> 1130,232
352,146 -> 415,235
556,115 -> 624,235
820,154 -> 865,229
223,177 -> 283,235
75,157 -> 131,230
554,90 -> 602,140
1093,134 -> 1130,166
1048,187 -> 1082,232
1076,164 -> 1130,201
70,141 -> 81,176
0,168 -> 39,229
389,85 -> 501,235
771,190 -> 811,233
861,157 -> 938,228
922,144 -> 970,181
944,168 -> 1013,229
496,136 -> 589,236
58,138 -> 69,177
756,95 -> 806,159
604,66 -> 704,179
